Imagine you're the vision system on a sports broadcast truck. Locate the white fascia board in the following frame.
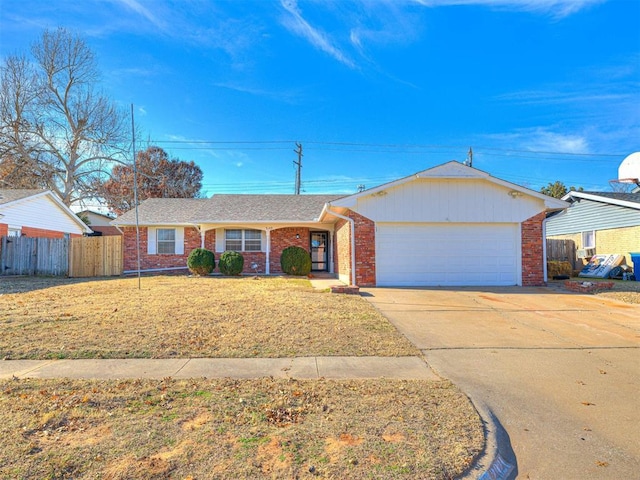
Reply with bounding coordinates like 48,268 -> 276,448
562,191 -> 640,210
45,192 -> 94,234
0,190 -> 49,209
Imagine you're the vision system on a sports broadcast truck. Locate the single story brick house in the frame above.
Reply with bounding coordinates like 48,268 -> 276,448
113,161 -> 568,287
546,191 -> 640,265
0,189 -> 92,238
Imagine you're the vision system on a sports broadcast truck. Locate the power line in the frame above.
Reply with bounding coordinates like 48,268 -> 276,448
146,138 -> 627,158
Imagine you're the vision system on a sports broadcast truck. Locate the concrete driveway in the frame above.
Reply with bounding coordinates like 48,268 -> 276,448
362,286 -> 640,479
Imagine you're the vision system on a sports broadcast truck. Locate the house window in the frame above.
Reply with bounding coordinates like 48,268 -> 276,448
225,229 -> 262,252
244,230 -> 262,251
157,228 -> 176,254
8,227 -> 21,237
582,230 -> 595,249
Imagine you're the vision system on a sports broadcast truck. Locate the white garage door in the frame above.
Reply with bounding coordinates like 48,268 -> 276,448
376,223 -> 520,286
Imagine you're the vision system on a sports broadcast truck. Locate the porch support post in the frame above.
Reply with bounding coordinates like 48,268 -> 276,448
265,227 -> 272,275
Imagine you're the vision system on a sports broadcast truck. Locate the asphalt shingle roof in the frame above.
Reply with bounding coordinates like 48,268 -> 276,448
113,194 -> 344,225
581,191 -> 640,204
0,189 -> 47,205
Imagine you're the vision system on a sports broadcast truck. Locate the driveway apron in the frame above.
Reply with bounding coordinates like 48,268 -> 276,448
362,286 -> 640,479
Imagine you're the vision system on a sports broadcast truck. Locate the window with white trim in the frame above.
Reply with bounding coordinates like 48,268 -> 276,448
582,230 -> 595,249
157,228 -> 176,254
225,229 -> 262,252
8,227 -> 21,237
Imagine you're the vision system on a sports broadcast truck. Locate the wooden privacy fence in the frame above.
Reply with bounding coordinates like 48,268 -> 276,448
69,236 -> 123,277
546,238 -> 576,269
0,236 -> 122,277
0,236 -> 69,276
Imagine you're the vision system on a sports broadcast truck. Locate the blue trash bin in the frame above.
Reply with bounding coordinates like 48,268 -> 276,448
630,253 -> 640,281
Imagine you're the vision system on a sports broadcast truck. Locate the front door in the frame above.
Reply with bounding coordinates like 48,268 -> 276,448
310,232 -> 328,271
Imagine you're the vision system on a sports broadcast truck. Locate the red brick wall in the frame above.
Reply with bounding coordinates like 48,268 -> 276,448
0,224 -> 7,237
333,211 -> 376,287
351,211 -> 376,286
20,227 -> 81,238
521,212 -> 546,286
269,227 -> 310,274
123,226 -> 203,272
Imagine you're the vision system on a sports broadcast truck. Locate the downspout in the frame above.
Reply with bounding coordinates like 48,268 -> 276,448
323,205 -> 357,286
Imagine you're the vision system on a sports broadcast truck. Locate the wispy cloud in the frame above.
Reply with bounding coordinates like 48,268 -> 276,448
111,0 -> 168,30
413,0 -> 604,18
211,82 -> 304,104
279,0 -> 357,69
484,127 -> 590,154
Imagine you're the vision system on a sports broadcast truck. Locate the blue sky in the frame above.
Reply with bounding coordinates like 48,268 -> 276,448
1,0 -> 639,198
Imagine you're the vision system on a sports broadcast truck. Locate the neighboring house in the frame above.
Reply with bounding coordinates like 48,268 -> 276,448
546,191 -> 640,265
113,161 -> 568,287
77,210 -> 121,236
0,189 -> 92,238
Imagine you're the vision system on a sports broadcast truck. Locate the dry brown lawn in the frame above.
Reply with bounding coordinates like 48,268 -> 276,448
0,376 -> 483,480
0,275 -> 486,479
0,276 -> 419,359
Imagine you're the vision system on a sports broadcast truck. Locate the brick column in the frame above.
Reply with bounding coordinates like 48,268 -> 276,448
521,212 -> 546,286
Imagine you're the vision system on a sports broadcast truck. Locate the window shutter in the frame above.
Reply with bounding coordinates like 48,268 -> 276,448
215,228 -> 224,252
147,227 -> 157,254
261,230 -> 267,252
175,227 -> 184,254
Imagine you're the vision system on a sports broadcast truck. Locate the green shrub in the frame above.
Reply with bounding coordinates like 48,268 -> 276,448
219,251 -> 244,276
280,246 -> 312,276
187,248 -> 215,276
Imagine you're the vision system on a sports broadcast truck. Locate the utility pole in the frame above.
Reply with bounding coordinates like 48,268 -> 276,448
294,142 -> 303,195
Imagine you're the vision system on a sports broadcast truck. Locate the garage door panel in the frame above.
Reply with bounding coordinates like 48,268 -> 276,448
376,223 -> 519,286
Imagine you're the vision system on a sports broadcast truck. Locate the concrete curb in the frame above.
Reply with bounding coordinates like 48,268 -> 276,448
458,397 -> 517,480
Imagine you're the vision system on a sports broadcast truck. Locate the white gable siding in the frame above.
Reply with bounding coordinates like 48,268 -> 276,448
0,195 -> 86,235
354,178 -> 544,223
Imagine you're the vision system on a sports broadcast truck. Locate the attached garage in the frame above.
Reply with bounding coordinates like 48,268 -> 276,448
323,161 -> 569,287
376,222 -> 520,286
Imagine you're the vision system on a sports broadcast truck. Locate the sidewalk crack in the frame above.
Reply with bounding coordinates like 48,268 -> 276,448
173,359 -> 191,376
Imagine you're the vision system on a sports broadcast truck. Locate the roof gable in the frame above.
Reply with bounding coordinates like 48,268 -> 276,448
0,189 -> 92,234
331,161 -> 567,211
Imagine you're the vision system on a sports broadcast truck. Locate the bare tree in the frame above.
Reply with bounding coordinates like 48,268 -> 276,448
0,28 -> 129,205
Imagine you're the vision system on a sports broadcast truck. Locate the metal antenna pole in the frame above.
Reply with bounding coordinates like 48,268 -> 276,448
131,104 -> 141,289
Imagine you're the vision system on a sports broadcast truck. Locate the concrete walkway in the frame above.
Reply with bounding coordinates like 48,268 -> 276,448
0,356 -> 438,381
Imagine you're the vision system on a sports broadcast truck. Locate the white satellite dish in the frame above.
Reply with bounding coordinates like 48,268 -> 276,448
618,152 -> 640,185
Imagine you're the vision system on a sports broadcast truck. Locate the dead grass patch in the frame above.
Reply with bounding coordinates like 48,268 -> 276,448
0,276 -> 418,359
0,377 -> 483,479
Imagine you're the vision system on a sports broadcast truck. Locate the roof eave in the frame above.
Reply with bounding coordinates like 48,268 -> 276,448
562,191 -> 640,210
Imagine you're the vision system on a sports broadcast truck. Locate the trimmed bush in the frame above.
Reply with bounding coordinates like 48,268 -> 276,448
219,250 -> 244,276
187,248 -> 215,276
280,246 -> 312,276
